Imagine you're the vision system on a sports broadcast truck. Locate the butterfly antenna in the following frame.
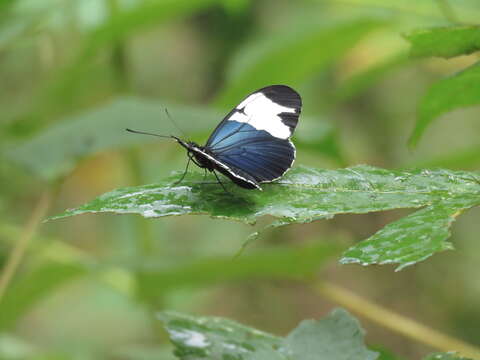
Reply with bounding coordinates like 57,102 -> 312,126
125,128 -> 174,139
164,108 -> 187,138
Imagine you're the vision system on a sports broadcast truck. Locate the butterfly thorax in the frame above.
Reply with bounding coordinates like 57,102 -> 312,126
174,137 -> 214,171
189,143 -> 214,170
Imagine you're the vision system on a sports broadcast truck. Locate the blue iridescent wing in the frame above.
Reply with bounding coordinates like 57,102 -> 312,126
211,134 -> 296,183
206,85 -> 301,183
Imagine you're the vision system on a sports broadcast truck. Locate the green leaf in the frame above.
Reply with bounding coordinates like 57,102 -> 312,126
404,26 -> 480,59
216,18 -> 384,107
159,308 -> 378,360
4,97 -> 215,181
341,196 -> 477,271
50,165 -> 480,269
137,243 -> 338,300
160,311 -> 282,360
51,165 -> 480,223
4,97 -> 337,181
0,262 -> 87,330
409,61 -> 480,148
423,353 -> 474,360
284,308 -> 378,360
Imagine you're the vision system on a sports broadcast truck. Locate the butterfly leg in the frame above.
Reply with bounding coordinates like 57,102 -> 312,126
212,170 -> 229,193
203,169 -> 208,182
174,156 -> 191,185
190,155 -> 203,168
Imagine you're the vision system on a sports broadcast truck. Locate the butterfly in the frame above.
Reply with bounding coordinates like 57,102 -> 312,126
127,85 -> 302,190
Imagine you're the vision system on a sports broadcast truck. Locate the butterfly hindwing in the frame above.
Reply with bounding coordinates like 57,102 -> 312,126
213,134 -> 295,183
205,85 -> 301,186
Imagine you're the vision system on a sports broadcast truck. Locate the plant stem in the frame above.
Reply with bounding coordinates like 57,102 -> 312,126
312,281 -> 480,359
0,190 -> 52,304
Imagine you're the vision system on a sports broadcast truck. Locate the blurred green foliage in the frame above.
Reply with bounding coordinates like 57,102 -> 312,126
404,26 -> 480,59
160,308 -> 378,360
160,309 -> 472,360
410,62 -> 480,148
1,0 -> 480,359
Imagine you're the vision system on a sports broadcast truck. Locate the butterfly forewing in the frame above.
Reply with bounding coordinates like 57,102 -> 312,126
207,85 -> 301,147
205,85 -> 301,184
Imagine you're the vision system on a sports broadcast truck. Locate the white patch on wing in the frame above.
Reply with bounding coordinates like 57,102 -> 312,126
228,92 -> 296,139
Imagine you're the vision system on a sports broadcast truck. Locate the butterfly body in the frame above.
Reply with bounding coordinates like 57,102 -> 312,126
174,138 -> 260,189
127,85 -> 302,190
177,85 -> 302,190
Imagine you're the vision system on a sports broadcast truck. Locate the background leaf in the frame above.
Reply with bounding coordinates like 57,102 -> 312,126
341,196 -> 478,271
160,308 -> 378,360
404,26 -> 480,59
4,97 -> 216,181
284,308 -> 378,360
409,61 -> 480,147
159,310 -> 283,360
4,97 -> 337,181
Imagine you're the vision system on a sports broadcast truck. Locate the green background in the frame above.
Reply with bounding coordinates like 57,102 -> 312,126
1,0 -> 480,359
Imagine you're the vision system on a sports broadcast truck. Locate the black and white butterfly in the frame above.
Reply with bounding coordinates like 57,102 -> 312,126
127,85 -> 302,190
